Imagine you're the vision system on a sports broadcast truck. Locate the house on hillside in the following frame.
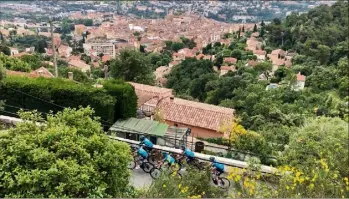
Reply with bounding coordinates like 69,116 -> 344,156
220,65 -> 236,76
68,59 -> 91,73
223,57 -> 237,65
57,45 -> 72,58
129,82 -> 235,138
254,50 -> 266,61
9,47 -> 19,56
294,72 -> 306,91
267,49 -> 292,72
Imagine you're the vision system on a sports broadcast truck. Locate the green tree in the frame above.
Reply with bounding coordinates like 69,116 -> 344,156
20,54 -> 42,70
253,24 -> 257,32
109,49 -> 155,85
283,116 -> 348,178
171,42 -> 185,52
0,45 -> 10,56
0,107 -> 133,197
254,61 -> 272,80
0,53 -> 31,72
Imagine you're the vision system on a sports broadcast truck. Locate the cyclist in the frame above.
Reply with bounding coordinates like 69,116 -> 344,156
135,146 -> 148,169
180,145 -> 195,164
209,157 -> 225,185
159,151 -> 176,168
139,135 -> 154,152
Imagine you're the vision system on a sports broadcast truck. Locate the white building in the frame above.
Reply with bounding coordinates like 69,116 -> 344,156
83,42 -> 116,57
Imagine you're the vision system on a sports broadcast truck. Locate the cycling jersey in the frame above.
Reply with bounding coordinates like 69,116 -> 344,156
183,148 -> 195,158
212,161 -> 224,171
141,138 -> 153,148
137,147 -> 148,159
163,154 -> 175,164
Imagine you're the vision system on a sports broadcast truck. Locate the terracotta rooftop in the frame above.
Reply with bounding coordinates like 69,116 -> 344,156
224,57 -> 237,64
129,82 -> 235,132
158,97 -> 234,132
128,82 -> 173,107
296,72 -> 306,81
6,67 -> 53,78
29,67 -> 54,78
247,60 -> 258,66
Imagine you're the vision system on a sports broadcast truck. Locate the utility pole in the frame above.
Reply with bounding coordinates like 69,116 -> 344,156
50,18 -> 58,77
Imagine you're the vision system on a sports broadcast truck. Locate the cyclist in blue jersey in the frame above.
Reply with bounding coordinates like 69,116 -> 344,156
137,146 -> 149,161
139,135 -> 154,152
209,157 -> 225,184
160,151 -> 176,167
180,145 -> 195,164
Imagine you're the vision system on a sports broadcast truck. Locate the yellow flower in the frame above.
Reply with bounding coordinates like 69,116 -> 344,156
178,184 -> 182,188
256,174 -> 261,180
309,183 -> 314,189
333,174 -> 338,179
286,186 -> 290,190
237,192 -> 241,196
201,192 -> 205,195
163,184 -> 166,188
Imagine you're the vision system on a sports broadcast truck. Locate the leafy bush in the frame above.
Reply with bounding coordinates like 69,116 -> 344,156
0,76 -> 136,125
143,166 -> 226,198
0,53 -> 31,72
0,107 -> 132,197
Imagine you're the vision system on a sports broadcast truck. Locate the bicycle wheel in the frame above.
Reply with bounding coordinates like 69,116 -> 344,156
141,162 -> 154,173
150,168 -> 162,179
128,160 -> 136,170
147,154 -> 157,164
218,177 -> 230,189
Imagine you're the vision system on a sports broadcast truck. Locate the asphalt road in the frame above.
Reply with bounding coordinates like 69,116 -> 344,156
130,168 -> 153,189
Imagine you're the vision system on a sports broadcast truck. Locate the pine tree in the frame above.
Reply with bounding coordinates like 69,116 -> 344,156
253,24 -> 257,32
261,20 -> 265,27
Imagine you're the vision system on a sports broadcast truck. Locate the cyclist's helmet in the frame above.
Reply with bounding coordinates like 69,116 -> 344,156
162,151 -> 168,156
180,145 -> 186,150
209,156 -> 215,162
139,135 -> 145,141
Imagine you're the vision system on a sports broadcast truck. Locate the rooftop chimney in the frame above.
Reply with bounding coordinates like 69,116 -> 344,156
68,72 -> 73,80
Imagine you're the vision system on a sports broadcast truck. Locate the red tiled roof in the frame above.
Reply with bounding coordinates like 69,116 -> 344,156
29,67 -> 54,78
224,57 -> 237,64
158,98 -> 234,131
128,82 -> 173,107
253,50 -> 265,55
248,60 -> 258,66
129,82 -> 235,131
12,52 -> 30,57
102,55 -> 111,63
296,72 -> 306,81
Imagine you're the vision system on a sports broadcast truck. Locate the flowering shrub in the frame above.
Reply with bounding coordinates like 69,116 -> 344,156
144,165 -> 226,198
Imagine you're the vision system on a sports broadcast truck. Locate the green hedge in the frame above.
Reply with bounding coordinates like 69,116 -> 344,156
0,76 -> 137,127
102,79 -> 137,120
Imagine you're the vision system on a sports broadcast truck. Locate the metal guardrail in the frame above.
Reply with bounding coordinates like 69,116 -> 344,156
108,136 -> 278,174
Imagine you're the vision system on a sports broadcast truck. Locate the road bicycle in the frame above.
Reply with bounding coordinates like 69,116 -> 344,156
211,169 -> 230,189
149,161 -> 182,179
128,154 -> 154,173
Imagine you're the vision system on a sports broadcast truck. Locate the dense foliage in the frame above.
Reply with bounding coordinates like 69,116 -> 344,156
0,76 -> 137,126
0,53 -> 31,72
109,49 -> 155,85
0,107 -> 132,197
144,166 -> 226,198
166,1 -> 348,159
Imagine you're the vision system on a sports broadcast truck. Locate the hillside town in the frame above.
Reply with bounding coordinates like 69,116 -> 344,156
0,0 -> 348,198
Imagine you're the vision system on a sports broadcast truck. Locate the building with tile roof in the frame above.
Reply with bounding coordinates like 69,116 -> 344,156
129,82 -> 234,138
